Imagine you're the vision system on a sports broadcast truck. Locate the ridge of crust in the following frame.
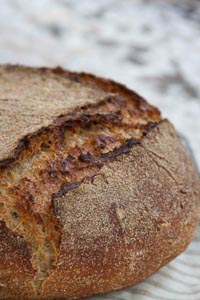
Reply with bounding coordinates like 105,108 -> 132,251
0,95 -> 119,169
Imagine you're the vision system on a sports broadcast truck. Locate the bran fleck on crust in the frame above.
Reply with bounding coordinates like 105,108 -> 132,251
0,65 -> 199,299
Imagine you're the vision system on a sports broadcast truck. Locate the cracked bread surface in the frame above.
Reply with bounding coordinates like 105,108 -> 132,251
0,65 -> 199,299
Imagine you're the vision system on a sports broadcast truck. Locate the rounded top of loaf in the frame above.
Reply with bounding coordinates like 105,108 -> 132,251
0,65 -> 109,163
0,64 -> 159,166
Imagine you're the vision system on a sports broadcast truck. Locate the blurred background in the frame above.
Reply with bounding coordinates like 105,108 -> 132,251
0,1 -> 199,299
0,0 -> 199,167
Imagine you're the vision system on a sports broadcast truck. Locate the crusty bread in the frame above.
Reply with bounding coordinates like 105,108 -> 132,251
0,65 -> 199,300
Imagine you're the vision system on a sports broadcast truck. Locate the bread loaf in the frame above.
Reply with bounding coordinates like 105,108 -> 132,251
0,65 -> 199,299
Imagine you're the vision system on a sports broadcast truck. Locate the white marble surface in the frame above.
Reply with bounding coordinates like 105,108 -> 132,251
0,0 -> 200,168
0,1 -> 199,299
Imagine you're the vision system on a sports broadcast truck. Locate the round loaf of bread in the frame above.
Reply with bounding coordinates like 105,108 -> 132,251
0,65 -> 199,299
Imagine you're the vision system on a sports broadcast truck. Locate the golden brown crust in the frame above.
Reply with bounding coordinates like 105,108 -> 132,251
0,221 -> 36,299
0,65 -> 199,299
43,120 -> 199,299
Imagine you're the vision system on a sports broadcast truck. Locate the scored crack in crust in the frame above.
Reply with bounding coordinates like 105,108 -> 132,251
0,65 -> 199,300
0,65 -> 161,297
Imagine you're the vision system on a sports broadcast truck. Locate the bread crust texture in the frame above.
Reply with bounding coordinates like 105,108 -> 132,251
0,65 -> 199,300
